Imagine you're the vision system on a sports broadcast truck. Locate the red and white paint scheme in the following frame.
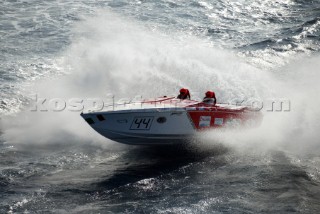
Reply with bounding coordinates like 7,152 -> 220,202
81,97 -> 263,145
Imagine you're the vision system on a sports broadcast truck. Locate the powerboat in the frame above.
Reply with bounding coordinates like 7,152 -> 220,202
80,97 -> 262,145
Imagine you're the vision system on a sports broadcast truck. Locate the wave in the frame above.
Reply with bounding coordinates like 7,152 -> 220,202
1,9 -> 320,155
0,10 -> 270,144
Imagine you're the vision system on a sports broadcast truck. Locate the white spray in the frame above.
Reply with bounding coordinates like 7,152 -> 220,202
2,11 -> 319,155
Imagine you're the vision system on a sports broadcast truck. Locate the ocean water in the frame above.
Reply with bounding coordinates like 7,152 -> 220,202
1,0 -> 320,213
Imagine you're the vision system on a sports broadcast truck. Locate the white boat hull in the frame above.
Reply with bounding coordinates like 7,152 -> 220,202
81,109 -> 195,145
81,97 -> 262,145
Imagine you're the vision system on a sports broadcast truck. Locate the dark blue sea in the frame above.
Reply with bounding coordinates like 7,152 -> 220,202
1,0 -> 320,213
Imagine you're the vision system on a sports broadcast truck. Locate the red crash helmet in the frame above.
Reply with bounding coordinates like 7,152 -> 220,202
205,91 -> 215,98
180,88 -> 188,95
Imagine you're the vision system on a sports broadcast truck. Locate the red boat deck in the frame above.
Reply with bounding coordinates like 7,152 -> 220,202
141,97 -> 262,129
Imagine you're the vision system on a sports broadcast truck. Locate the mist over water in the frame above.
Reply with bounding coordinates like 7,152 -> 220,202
1,0 -> 320,213
3,11 -> 273,146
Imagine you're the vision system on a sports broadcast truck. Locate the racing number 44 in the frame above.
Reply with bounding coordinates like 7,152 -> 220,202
130,117 -> 154,130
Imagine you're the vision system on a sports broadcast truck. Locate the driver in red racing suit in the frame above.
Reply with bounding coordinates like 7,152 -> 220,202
203,90 -> 216,105
177,88 -> 191,100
